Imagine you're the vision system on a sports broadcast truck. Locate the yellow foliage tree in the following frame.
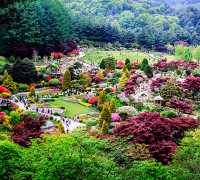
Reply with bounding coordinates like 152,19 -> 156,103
101,120 -> 109,135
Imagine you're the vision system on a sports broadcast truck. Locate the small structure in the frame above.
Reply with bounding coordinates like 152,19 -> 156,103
154,95 -> 164,106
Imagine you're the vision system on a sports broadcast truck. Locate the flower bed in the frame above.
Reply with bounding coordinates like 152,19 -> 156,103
36,104 -> 58,108
64,98 -> 79,103
79,101 -> 90,107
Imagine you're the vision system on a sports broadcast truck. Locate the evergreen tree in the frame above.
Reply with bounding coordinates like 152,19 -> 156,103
2,75 -> 17,93
98,90 -> 106,111
119,70 -> 130,86
125,58 -> 130,65
122,64 -> 127,72
101,120 -> 109,135
144,65 -> 153,77
58,122 -> 65,133
3,64 -> 13,77
3,70 -> 8,81
125,69 -> 130,78
109,98 -> 116,113
9,0 -> 73,46
12,59 -> 37,84
29,87 -> 35,97
100,59 -> 106,69
140,58 -> 148,71
62,70 -> 71,91
0,0 -> 36,30
127,63 -> 133,71
99,104 -> 112,125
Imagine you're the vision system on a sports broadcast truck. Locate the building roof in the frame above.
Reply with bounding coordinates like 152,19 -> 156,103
154,95 -> 164,101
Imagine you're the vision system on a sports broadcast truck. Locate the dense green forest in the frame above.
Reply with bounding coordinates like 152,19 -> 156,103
62,0 -> 200,47
1,0 -> 200,58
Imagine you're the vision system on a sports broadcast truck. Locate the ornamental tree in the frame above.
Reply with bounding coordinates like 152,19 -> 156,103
99,104 -> 112,125
125,81 -> 135,96
131,74 -> 144,84
98,90 -> 106,111
122,64 -> 127,72
127,63 -> 133,71
125,58 -> 130,65
154,58 -> 167,72
185,60 -> 199,70
113,112 -> 198,164
3,64 -> 13,77
150,78 -> 169,91
2,75 -> 17,94
144,65 -> 153,77
3,70 -> 8,80
140,58 -> 148,71
167,98 -> 193,116
161,80 -> 183,100
62,70 -> 72,91
101,120 -> 109,135
181,77 -> 200,100
109,98 -> 116,114
29,86 -> 35,97
118,70 -> 130,86
12,58 -> 37,84
12,114 -> 47,147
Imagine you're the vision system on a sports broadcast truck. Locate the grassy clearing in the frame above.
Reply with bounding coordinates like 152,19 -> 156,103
81,49 -> 183,65
49,97 -> 99,118
82,49 -> 150,64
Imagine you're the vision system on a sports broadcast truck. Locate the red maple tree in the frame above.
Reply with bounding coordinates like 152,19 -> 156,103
12,114 -> 47,147
150,78 -> 169,91
113,112 -> 198,164
181,77 -> 200,100
125,81 -> 135,96
167,98 -> 193,116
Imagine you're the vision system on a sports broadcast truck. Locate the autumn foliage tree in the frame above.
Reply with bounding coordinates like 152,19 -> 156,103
113,112 -> 198,164
154,58 -> 167,72
125,81 -> 135,96
167,98 -> 193,116
181,77 -> 200,100
12,114 -> 47,147
150,78 -> 169,91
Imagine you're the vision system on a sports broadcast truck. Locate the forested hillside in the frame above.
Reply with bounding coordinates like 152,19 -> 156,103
62,0 -> 200,47
1,0 -> 200,58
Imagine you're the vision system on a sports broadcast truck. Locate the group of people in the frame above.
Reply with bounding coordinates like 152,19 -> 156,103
60,115 -> 71,134
0,98 -> 11,106
19,95 -> 28,110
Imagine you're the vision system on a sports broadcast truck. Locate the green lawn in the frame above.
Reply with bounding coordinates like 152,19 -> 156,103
49,97 -> 99,118
82,49 -> 150,64
82,49 -> 198,65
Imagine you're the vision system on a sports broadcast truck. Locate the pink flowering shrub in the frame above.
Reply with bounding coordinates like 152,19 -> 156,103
111,113 -> 121,122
